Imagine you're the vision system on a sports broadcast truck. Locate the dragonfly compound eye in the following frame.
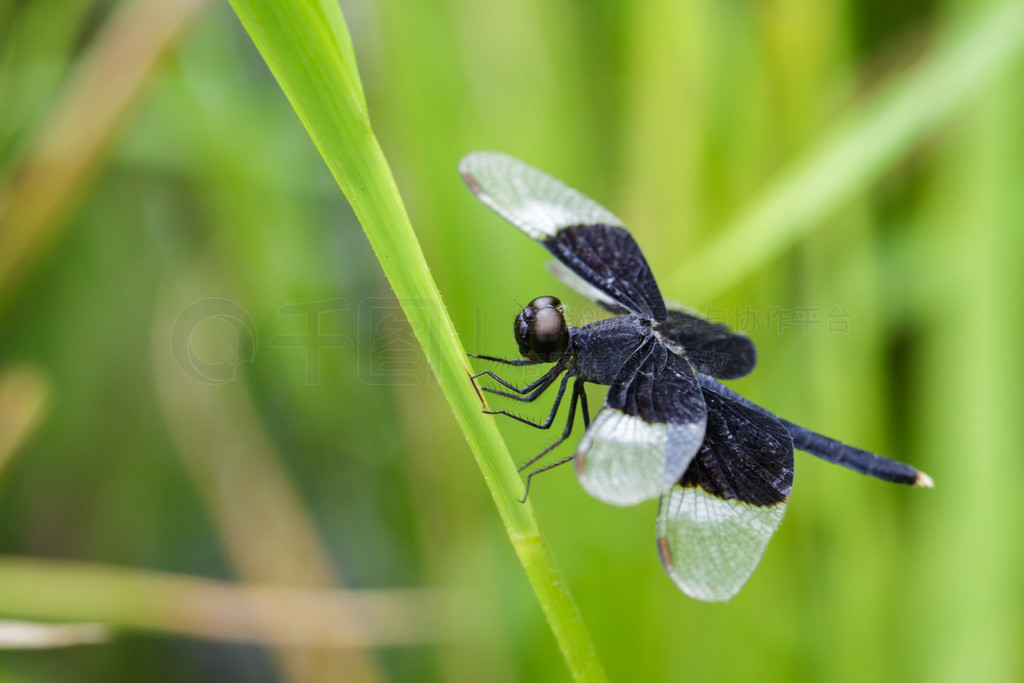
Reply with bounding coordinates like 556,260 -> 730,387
514,296 -> 568,362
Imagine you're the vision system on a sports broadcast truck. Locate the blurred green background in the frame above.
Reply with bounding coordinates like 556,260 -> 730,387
1,0 -> 1023,681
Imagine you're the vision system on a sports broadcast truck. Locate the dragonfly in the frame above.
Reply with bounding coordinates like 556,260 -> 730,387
460,151 -> 933,602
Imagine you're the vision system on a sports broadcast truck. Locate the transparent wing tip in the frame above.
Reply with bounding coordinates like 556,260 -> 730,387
656,486 -> 787,603
574,446 -> 666,507
574,411 -> 675,507
458,150 -> 512,176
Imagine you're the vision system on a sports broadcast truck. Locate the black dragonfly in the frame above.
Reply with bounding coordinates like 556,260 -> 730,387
460,151 -> 933,602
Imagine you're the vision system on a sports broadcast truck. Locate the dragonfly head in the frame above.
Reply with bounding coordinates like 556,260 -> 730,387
515,296 -> 569,363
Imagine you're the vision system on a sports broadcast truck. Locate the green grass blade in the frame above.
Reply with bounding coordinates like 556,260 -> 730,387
225,1 -> 605,679
666,1 -> 1024,303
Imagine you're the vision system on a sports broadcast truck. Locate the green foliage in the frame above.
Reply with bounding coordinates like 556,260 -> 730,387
1,0 -> 1024,681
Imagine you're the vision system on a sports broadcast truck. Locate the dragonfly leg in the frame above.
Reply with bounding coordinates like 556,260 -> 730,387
471,357 -> 566,394
520,455 -> 575,503
485,372 -> 570,429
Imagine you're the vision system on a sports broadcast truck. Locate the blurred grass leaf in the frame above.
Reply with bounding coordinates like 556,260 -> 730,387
225,1 -> 605,679
0,365 -> 50,478
669,1 -> 1024,303
0,556 -> 468,647
0,620 -> 109,649
0,0 -> 206,312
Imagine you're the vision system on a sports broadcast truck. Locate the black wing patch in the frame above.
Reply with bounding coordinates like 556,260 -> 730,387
655,387 -> 793,601
575,336 -> 707,506
680,388 -> 794,506
459,151 -> 666,321
544,224 -> 666,321
661,305 -> 757,379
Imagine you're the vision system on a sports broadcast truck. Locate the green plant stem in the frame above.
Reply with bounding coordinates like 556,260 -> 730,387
667,1 -> 1024,304
226,1 -> 604,679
